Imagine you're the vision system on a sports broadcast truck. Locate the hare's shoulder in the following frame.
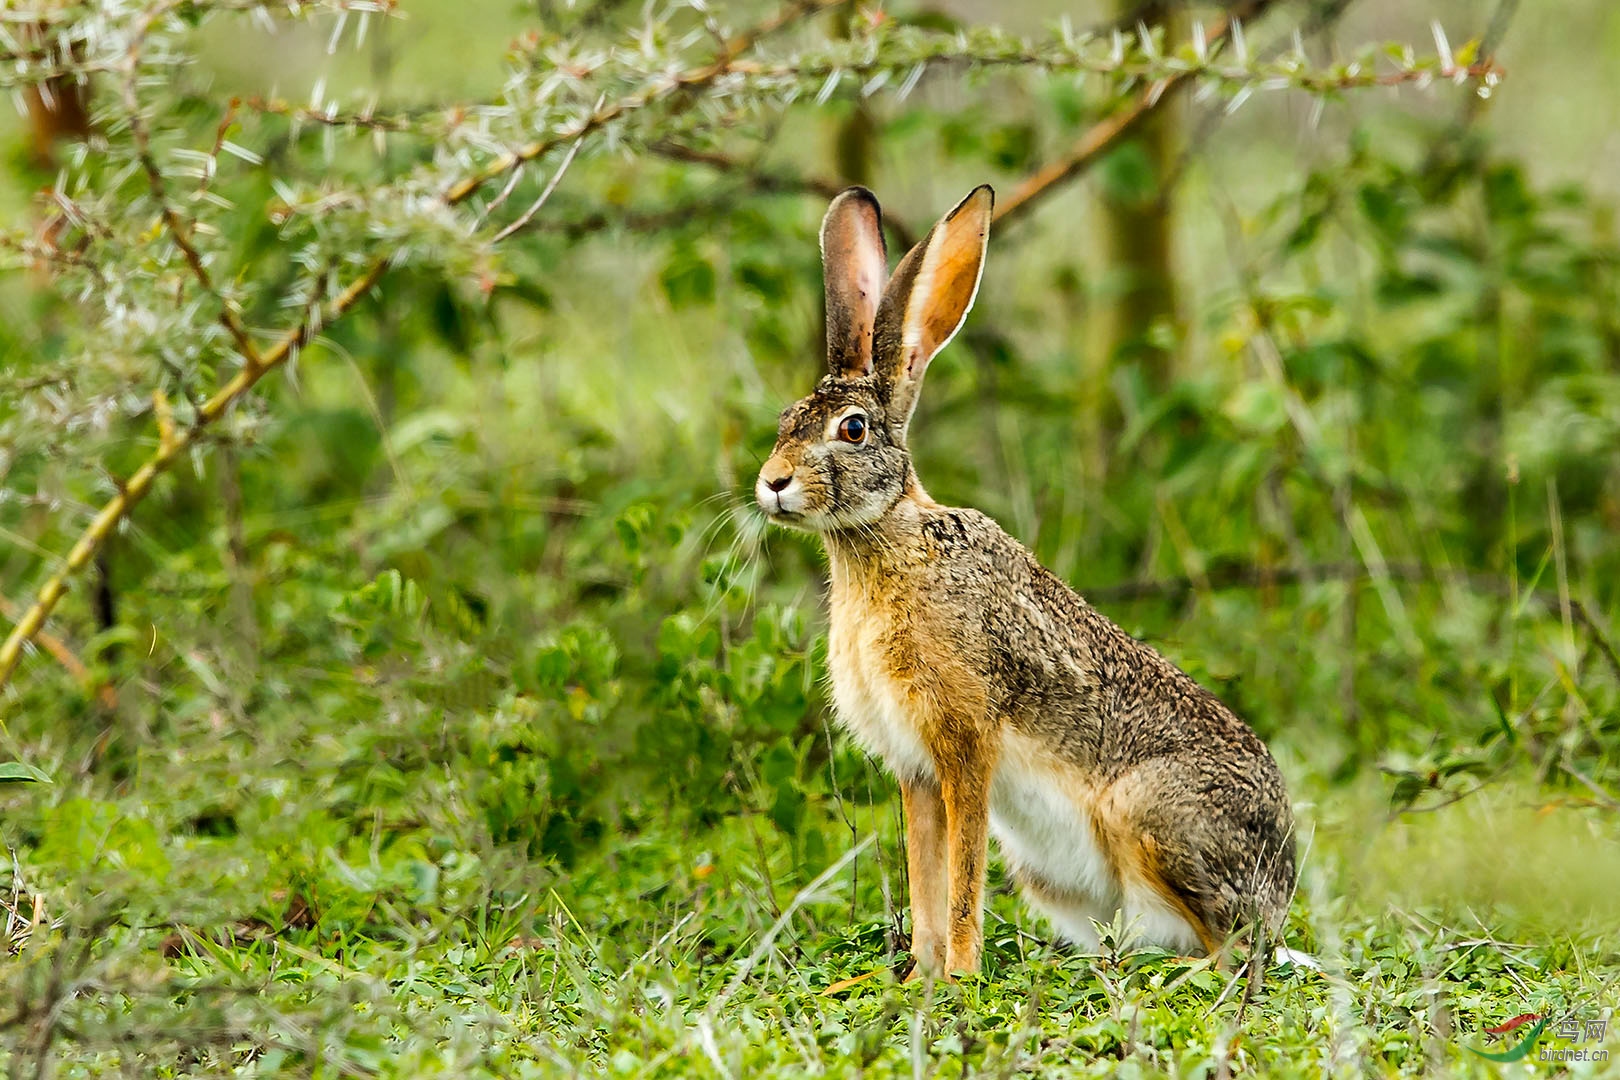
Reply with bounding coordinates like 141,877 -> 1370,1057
917,503 -> 1018,555
912,504 -> 1050,591
914,504 -> 1092,624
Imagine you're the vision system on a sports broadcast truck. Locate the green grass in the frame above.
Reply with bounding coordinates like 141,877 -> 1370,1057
4,1 -> 1620,1074
4,769 -> 1617,1077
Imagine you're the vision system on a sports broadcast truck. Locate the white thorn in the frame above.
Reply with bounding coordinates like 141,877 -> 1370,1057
1431,20 -> 1453,72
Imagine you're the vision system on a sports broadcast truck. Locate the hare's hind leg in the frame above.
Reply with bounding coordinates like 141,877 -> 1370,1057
1096,774 -> 1221,956
1120,855 -> 1218,956
1103,752 -> 1295,953
900,779 -> 948,979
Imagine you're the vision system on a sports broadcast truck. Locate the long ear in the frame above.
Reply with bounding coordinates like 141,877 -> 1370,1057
872,185 -> 992,429
820,186 -> 888,378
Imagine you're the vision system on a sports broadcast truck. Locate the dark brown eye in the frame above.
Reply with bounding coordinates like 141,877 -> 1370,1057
837,414 -> 867,443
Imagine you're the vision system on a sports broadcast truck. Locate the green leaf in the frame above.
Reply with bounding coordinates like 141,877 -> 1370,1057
761,739 -> 797,787
985,123 -> 1037,171
0,761 -> 50,784
659,244 -> 717,307
769,782 -> 805,838
1221,382 -> 1287,436
1098,140 -> 1158,204
1357,182 -> 1408,245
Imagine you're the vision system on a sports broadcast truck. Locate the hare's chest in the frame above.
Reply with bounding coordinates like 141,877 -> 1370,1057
826,604 -> 935,783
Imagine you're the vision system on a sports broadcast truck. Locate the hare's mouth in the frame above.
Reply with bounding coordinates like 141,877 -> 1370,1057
756,496 -> 821,532
758,500 -> 810,528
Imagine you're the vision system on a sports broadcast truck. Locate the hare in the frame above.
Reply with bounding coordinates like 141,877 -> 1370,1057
755,185 -> 1296,978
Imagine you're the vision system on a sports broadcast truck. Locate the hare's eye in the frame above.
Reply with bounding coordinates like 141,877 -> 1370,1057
837,414 -> 867,444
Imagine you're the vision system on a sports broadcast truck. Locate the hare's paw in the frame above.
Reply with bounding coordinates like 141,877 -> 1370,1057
903,964 -> 956,985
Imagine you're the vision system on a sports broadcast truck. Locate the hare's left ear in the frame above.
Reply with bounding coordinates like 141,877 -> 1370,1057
821,186 -> 889,379
873,185 -> 992,430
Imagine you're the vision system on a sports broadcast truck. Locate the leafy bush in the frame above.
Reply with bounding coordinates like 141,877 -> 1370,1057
0,1 -> 1615,1075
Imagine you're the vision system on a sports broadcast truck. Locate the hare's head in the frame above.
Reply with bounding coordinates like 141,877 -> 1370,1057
757,185 -> 993,532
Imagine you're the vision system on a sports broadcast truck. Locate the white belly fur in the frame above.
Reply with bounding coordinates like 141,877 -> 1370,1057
990,733 -> 1201,952
989,732 -> 1118,907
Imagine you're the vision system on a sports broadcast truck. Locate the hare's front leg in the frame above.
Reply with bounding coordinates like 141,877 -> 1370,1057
900,780 -> 948,979
940,741 -> 997,974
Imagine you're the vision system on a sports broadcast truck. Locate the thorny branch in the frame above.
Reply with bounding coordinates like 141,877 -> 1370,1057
649,0 -> 1502,240
997,0 -> 1271,228
0,0 -> 1507,694
647,2 -> 1288,243
441,0 -> 854,209
120,0 -> 264,368
0,0 -> 852,692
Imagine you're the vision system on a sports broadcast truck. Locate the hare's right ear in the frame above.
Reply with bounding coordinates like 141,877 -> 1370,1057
820,186 -> 888,379
871,185 -> 991,432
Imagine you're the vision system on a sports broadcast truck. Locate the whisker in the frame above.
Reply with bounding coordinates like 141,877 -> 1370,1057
697,502 -> 772,626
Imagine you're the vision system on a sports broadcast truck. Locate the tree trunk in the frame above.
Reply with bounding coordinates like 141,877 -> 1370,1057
1098,2 -> 1181,405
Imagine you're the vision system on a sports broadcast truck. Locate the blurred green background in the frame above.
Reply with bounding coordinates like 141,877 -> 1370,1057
1,0 -> 1617,1075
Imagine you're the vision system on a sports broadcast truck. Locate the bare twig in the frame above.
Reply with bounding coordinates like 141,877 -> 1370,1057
650,142 -> 845,201
648,140 -> 918,248
490,129 -> 584,243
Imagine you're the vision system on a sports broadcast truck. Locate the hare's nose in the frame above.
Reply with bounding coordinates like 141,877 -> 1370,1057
760,456 -> 794,491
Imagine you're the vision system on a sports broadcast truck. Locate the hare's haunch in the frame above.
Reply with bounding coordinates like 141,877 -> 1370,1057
757,186 -> 1296,978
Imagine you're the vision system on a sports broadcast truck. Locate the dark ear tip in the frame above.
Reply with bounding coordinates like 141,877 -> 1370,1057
831,186 -> 881,211
947,184 -> 995,221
